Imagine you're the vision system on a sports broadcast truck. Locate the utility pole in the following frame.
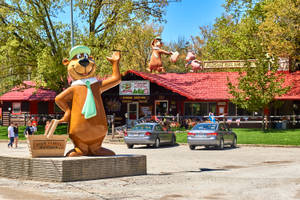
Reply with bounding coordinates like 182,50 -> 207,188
70,0 -> 74,48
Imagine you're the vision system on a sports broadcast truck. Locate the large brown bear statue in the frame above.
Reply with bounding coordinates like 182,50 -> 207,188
55,45 -> 121,157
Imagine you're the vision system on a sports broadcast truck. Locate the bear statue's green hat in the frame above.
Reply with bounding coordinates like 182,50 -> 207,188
69,45 -> 91,60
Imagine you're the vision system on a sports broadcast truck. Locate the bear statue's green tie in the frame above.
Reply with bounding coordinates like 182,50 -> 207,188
81,80 -> 97,119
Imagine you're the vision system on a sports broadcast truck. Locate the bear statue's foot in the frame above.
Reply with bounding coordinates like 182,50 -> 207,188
91,147 -> 116,156
66,148 -> 84,157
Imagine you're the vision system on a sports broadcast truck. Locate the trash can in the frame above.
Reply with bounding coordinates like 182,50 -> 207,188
282,120 -> 287,129
275,122 -> 282,129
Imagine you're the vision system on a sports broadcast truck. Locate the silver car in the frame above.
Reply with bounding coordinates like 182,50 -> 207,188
124,123 -> 176,149
187,122 -> 237,150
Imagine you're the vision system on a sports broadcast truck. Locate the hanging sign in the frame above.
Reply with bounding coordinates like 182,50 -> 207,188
119,81 -> 150,95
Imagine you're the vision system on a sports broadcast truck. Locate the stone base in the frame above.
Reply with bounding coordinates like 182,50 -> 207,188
0,155 -> 146,182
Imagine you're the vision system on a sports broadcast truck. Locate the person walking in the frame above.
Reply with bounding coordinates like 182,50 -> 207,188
7,123 -> 15,148
24,121 -> 33,138
13,123 -> 19,148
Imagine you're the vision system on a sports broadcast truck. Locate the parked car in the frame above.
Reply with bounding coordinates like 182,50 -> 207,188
124,123 -> 176,149
187,122 -> 237,150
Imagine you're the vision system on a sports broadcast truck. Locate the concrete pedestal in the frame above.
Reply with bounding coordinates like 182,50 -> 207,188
0,155 -> 146,182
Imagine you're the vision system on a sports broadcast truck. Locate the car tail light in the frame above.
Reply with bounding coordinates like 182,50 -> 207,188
187,132 -> 196,136
124,131 -> 128,137
145,132 -> 151,136
207,132 -> 218,136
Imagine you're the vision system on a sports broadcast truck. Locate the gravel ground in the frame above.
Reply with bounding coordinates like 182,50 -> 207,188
0,141 -> 300,200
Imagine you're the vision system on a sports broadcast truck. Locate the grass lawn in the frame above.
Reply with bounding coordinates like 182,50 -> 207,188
0,125 -> 68,140
175,128 -> 300,146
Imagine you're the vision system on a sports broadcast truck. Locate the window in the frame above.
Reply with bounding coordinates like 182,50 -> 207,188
218,123 -> 226,131
132,124 -> 153,131
38,102 -> 49,114
155,125 -> 163,131
184,102 -> 217,116
12,102 -> 21,114
228,102 -> 236,116
155,100 -> 168,116
208,103 -> 217,114
237,107 -> 252,116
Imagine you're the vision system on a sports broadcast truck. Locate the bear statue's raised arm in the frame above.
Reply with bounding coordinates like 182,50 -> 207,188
101,51 -> 121,93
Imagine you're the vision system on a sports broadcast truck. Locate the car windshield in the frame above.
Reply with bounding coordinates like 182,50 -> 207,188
192,123 -> 217,131
131,124 -> 153,131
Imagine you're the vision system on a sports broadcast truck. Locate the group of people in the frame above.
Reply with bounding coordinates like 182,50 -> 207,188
7,120 -> 38,148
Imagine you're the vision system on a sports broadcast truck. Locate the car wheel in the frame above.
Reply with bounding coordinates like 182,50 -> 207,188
189,145 -> 195,150
154,138 -> 160,148
231,137 -> 237,148
127,144 -> 134,149
146,144 -> 151,148
171,135 -> 176,146
218,139 -> 224,150
204,145 -> 210,149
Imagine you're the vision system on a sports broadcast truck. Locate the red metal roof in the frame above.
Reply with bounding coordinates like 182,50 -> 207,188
0,81 -> 56,101
125,70 -> 300,101
276,71 -> 300,100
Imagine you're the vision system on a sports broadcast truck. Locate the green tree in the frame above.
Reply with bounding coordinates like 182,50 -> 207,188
0,0 -> 179,93
0,0 -> 70,93
200,0 -> 295,130
227,52 -> 290,131
202,0 -> 300,65
259,0 -> 300,69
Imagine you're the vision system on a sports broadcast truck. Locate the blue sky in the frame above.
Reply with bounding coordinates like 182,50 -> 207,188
161,0 -> 226,43
61,0 -> 226,44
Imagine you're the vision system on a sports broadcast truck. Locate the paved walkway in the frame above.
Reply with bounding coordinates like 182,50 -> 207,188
0,142 -> 300,200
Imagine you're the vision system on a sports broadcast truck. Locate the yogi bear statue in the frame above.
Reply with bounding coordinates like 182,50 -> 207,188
55,45 -> 121,157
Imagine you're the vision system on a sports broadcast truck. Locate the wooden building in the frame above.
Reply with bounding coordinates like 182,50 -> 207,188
103,70 -> 300,127
0,81 -> 57,126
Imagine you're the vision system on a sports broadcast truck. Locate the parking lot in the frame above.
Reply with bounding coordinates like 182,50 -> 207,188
0,142 -> 300,200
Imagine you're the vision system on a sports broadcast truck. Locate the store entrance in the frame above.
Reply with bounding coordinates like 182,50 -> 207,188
155,100 -> 168,116
127,102 -> 139,127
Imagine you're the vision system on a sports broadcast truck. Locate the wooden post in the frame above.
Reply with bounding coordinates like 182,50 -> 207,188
112,114 -> 115,139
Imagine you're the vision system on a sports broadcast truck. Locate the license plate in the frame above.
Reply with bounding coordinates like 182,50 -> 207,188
197,134 -> 206,138
134,133 -> 139,136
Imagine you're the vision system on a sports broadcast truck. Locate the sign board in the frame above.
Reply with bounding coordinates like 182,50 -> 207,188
120,81 -> 150,95
27,135 -> 68,157
120,96 -> 149,103
32,140 -> 66,150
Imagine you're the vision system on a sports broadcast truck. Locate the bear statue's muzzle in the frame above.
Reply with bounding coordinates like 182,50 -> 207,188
79,58 -> 90,67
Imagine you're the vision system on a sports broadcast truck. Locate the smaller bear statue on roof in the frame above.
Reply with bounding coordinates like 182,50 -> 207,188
185,52 -> 203,72
148,37 -> 178,73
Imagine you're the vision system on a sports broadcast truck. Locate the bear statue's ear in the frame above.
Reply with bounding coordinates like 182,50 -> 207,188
62,58 -> 70,66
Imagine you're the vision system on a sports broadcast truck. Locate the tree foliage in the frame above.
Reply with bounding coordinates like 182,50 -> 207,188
259,0 -> 300,66
0,0 -> 70,93
200,0 -> 299,62
0,0 -> 177,94
217,0 -> 295,130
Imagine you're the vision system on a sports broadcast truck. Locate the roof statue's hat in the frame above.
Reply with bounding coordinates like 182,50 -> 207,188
69,45 -> 91,60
